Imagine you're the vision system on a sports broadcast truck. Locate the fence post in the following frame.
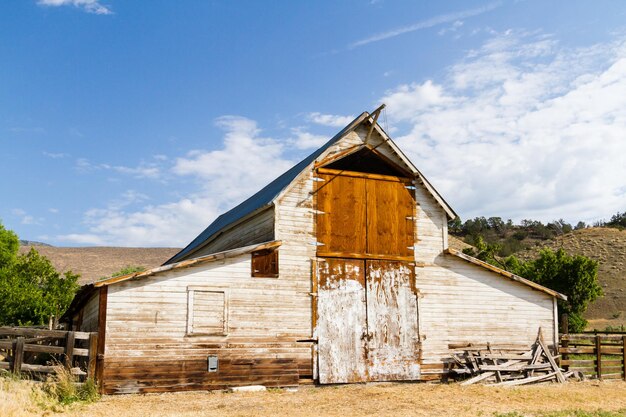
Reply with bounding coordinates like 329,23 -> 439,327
12,337 -> 25,375
87,333 -> 98,381
64,331 -> 75,369
622,335 -> 625,382
559,314 -> 569,334
595,335 -> 602,380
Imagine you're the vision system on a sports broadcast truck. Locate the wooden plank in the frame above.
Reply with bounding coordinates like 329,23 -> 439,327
494,371 -> 558,387
561,334 -> 625,341
316,167 -> 411,183
0,341 -> 64,354
623,336 -> 626,381
316,252 -> 414,262
21,363 -> 57,373
0,327 -> 91,340
65,331 -> 75,368
538,332 -> 565,383
460,372 -> 495,385
88,332 -> 98,380
12,337 -> 24,374
96,286 -> 108,393
596,335 -> 602,380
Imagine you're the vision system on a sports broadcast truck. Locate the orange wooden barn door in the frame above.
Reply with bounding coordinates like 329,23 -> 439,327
316,173 -> 367,255
316,258 -> 369,384
365,180 -> 415,258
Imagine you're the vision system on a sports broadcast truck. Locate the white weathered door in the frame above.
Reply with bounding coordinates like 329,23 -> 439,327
316,258 -> 368,383
365,260 -> 420,381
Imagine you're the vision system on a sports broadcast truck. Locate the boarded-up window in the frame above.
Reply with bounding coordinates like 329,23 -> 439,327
187,288 -> 228,335
252,248 -> 279,278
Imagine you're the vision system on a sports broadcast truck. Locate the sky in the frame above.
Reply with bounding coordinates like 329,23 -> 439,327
1,0 -> 626,247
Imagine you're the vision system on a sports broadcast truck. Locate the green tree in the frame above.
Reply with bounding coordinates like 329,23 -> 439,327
99,265 -> 146,281
0,221 -> 79,326
508,248 -> 601,332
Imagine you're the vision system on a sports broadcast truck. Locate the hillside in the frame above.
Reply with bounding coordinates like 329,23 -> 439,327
18,246 -> 181,285
517,227 -> 626,330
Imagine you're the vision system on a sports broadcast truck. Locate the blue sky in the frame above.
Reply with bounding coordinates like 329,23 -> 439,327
2,0 -> 626,247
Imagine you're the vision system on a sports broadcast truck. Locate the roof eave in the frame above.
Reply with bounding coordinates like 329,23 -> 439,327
96,240 -> 282,288
446,248 -> 568,301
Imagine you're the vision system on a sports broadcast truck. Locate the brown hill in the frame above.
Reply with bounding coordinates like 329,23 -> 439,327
517,227 -> 626,330
18,246 -> 181,285
448,235 -> 473,252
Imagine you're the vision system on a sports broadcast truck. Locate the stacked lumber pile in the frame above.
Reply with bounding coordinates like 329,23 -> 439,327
449,329 -> 581,386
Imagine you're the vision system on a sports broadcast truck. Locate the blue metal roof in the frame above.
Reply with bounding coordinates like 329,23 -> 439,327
164,112 -> 369,265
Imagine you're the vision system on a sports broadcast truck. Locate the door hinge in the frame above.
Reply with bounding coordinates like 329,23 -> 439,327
310,241 -> 325,246
405,185 -> 416,190
312,177 -> 325,182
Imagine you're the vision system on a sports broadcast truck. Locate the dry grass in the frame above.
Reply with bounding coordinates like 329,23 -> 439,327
58,381 -> 626,417
0,375 -> 57,417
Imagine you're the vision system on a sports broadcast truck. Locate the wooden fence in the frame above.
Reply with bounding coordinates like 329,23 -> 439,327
559,333 -> 626,380
0,327 -> 98,382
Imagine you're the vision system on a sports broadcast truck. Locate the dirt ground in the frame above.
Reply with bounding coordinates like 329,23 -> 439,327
60,381 -> 626,417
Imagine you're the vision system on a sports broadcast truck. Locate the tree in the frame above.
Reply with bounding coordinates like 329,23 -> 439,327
0,221 -> 79,326
508,248 -> 602,332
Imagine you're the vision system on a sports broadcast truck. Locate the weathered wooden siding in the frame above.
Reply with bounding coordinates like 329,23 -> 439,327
187,207 -> 275,260
416,256 -> 555,379
413,180 -> 447,265
102,253 -> 311,393
80,293 -> 100,332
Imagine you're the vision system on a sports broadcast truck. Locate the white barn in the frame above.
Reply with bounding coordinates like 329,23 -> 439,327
65,109 -> 566,394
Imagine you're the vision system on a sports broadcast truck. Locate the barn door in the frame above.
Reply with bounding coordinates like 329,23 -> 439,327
316,258 -> 368,384
365,260 -> 420,381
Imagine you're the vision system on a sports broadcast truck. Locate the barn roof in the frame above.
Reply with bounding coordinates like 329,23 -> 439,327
446,248 -> 567,300
165,110 -> 456,265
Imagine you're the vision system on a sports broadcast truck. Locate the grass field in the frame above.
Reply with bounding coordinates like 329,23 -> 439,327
51,380 -> 626,417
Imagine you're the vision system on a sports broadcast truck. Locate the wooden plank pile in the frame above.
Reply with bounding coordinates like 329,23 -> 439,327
449,329 -> 582,386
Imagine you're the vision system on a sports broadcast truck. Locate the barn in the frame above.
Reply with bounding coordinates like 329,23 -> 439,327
64,107 -> 566,394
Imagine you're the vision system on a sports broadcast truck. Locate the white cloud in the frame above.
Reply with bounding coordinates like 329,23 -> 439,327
350,1 -> 501,48
48,208 -> 59,214
59,116 -> 296,247
75,158 -> 162,179
57,31 -> 626,247
37,0 -> 112,15
289,128 -> 328,150
382,30 -> 626,224
12,208 -> 41,225
43,151 -> 69,159
307,112 -> 355,127
438,20 -> 464,36
9,127 -> 45,134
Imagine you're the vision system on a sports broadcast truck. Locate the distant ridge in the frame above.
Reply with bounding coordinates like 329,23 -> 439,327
18,245 -> 181,285
19,239 -> 52,247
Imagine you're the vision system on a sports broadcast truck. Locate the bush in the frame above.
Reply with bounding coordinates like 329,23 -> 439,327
44,366 -> 99,405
